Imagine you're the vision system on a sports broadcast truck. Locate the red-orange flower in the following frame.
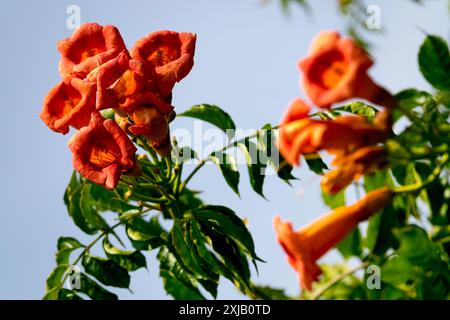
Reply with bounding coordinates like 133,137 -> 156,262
90,50 -> 174,116
274,187 -> 393,291
39,78 -> 96,134
298,31 -> 395,109
277,98 -> 389,166
129,106 -> 171,156
58,23 -> 126,82
130,30 -> 196,95
321,146 -> 388,194
68,113 -> 137,189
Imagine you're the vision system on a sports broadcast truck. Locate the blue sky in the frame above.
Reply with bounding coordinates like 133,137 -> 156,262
0,0 -> 448,299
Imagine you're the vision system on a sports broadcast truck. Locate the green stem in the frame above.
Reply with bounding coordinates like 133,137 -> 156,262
138,183 -> 176,202
59,208 -> 152,291
179,160 -> 206,191
179,125 -> 280,191
397,104 -> 427,132
311,261 -> 369,300
392,153 -> 449,194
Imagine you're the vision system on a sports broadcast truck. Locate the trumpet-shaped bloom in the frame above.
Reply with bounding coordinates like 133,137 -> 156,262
58,23 -> 126,81
277,98 -> 389,166
129,106 -> 171,156
274,187 -> 393,291
91,50 -> 174,115
321,146 -> 388,194
68,113 -> 137,189
298,31 -> 395,109
39,78 -> 96,134
130,30 -> 196,95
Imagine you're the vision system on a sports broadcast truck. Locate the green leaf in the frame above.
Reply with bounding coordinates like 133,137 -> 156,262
394,225 -> 441,266
238,139 -> 266,198
102,237 -> 147,272
76,273 -> 118,300
381,256 -> 417,286
210,152 -> 240,196
322,189 -> 345,209
63,171 -> 80,209
82,254 -> 130,288
126,216 -> 167,250
157,246 -> 205,300
55,237 -> 83,265
393,89 -> 433,122
89,183 -> 137,213
252,285 -> 292,300
188,219 -> 224,278
259,125 -> 296,183
57,237 -> 83,251
172,146 -> 198,164
179,104 -> 236,139
334,101 -> 378,122
193,205 -> 259,261
337,228 -> 363,259
201,226 -> 252,291
170,219 -> 213,280
58,288 -> 83,300
79,184 -> 109,230
305,155 -> 328,175
46,265 -> 68,292
418,35 -> 450,91
68,185 -> 99,235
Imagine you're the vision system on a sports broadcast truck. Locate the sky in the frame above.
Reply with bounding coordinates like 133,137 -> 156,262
0,0 -> 448,300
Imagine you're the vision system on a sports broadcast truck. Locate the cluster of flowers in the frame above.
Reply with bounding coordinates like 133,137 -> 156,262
40,23 -> 196,189
275,31 -> 396,291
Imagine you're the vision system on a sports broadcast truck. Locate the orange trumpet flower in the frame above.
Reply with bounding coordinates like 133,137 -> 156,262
68,113 -> 137,190
58,23 -> 126,82
130,30 -> 196,95
277,98 -> 389,166
298,31 -> 395,109
39,78 -> 96,134
321,146 -> 388,194
274,187 -> 393,291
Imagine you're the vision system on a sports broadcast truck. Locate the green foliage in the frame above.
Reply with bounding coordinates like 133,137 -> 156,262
179,104 -> 236,139
418,35 -> 450,91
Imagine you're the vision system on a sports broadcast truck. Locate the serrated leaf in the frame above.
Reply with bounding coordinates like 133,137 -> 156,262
418,35 -> 450,91
210,152 -> 240,196
76,273 -> 118,300
179,104 -> 236,139
188,219 -> 223,278
259,124 -> 296,183
80,184 -> 109,230
102,237 -> 147,272
170,219 -> 212,280
238,140 -> 266,198
157,246 -> 205,300
193,205 -> 259,261
63,171 -> 80,209
68,185 -> 99,235
126,216 -> 167,250
82,254 -> 130,288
